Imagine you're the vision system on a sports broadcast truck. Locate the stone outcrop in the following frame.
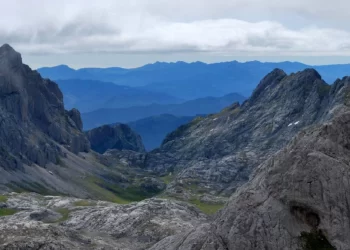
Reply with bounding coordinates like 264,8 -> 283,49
152,111 -> 350,250
0,44 -> 89,169
0,192 -> 208,250
86,123 -> 145,154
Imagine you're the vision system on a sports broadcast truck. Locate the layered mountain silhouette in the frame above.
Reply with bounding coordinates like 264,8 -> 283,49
38,61 -> 350,99
55,79 -> 182,112
82,93 -> 245,129
127,114 -> 196,151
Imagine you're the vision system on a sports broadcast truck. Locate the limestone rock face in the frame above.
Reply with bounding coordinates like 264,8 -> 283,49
0,44 -> 89,169
145,69 -> 350,199
86,123 -> 145,154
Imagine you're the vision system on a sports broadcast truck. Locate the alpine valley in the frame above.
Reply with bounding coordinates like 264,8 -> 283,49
1,44 -> 350,250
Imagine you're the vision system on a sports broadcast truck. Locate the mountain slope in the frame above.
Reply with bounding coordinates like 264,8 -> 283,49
127,114 -> 196,151
55,79 -> 181,112
38,61 -> 350,99
82,93 -> 246,129
0,44 -> 167,202
152,110 -> 350,250
144,68 -> 350,202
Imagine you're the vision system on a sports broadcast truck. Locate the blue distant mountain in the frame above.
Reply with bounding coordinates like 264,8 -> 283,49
38,61 -> 350,99
127,114 -> 196,151
55,79 -> 182,112
82,93 -> 246,130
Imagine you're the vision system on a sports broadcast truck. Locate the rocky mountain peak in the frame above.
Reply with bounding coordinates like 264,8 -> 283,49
300,67 -> 322,79
250,68 -> 286,101
0,44 -> 90,169
145,68 -> 342,201
0,44 -> 22,70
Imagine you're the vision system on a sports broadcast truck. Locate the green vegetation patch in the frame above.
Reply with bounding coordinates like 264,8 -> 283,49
5,181 -> 62,196
84,176 -> 158,204
0,195 -> 8,202
300,230 -> 335,250
160,174 -> 174,185
189,199 -> 225,215
84,176 -> 131,204
0,208 -> 17,216
73,200 -> 95,207
54,208 -> 70,223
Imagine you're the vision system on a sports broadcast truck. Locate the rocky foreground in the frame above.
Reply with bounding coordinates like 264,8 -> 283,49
0,192 -> 208,250
3,111 -> 350,249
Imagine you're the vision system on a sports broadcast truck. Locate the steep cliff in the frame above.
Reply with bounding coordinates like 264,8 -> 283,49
0,44 -> 89,170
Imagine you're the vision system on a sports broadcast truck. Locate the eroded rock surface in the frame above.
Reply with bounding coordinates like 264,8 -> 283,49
0,44 -> 89,169
0,193 -> 207,250
146,69 -> 350,200
152,112 -> 350,250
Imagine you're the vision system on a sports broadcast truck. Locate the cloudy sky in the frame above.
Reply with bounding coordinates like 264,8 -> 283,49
2,0 -> 350,68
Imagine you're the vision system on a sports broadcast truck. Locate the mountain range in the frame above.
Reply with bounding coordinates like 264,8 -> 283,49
81,93 -> 245,129
38,61 -> 350,99
127,114 -> 196,151
55,79 -> 182,112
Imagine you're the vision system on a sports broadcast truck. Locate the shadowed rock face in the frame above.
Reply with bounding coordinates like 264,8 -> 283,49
0,44 -> 89,169
86,123 -> 145,154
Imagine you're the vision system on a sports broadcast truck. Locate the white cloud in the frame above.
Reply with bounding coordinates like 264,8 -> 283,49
1,0 -> 350,57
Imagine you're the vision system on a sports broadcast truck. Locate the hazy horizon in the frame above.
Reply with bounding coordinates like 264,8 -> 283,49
2,0 -> 350,68
31,56 -> 350,70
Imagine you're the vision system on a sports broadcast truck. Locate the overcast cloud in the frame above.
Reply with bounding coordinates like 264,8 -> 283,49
1,0 -> 350,67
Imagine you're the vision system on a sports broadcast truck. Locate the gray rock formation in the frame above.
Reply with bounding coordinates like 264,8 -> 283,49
0,44 -> 89,169
0,192 -> 208,250
86,123 -> 145,154
152,111 -> 350,250
0,45 -> 157,199
67,108 -> 84,131
145,69 -> 350,201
